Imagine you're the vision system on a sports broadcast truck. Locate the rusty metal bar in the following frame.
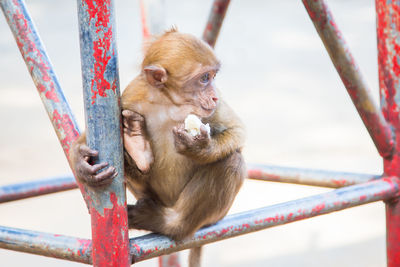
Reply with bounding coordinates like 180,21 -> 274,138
0,163 -> 376,204
1,177 -> 398,264
0,225 -> 92,264
0,162 -> 382,203
158,253 -> 180,267
1,0 -> 130,264
131,177 -> 400,262
0,163 -> 366,204
0,176 -> 77,203
0,0 -> 81,159
139,0 -> 166,40
375,1 -> 400,266
76,0 -> 130,266
302,0 -> 394,159
247,164 -> 380,188
202,0 -> 230,48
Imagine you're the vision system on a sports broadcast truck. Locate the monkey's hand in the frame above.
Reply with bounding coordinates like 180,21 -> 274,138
71,144 -> 118,187
123,110 -> 154,173
173,124 -> 210,155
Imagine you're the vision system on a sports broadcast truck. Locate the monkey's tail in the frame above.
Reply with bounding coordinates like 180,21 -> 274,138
189,246 -> 202,267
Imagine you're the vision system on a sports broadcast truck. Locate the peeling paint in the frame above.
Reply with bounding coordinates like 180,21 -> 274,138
202,0 -> 230,47
303,0 -> 394,158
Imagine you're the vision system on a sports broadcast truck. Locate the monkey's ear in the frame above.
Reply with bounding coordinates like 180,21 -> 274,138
143,65 -> 168,87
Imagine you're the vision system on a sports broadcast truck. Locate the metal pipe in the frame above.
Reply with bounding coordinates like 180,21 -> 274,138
0,177 -> 397,264
139,0 -> 166,40
247,164 -> 380,188
302,0 -> 394,159
131,176 -> 400,262
375,1 -> 400,266
0,225 -> 92,264
76,0 -> 130,265
202,0 -> 230,48
0,0 -> 81,159
0,163 -> 381,203
0,176 -> 77,203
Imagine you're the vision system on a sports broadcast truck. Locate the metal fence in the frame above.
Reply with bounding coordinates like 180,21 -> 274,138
0,0 -> 399,266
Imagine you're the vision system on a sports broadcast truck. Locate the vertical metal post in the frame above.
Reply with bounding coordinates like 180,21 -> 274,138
202,0 -> 231,48
139,0 -> 166,40
376,1 -> 400,266
76,0 -> 130,266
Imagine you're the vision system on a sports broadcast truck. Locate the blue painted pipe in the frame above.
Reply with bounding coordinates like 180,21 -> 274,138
0,176 -> 77,203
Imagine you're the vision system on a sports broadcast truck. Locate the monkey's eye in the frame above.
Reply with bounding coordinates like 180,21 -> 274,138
200,73 -> 210,84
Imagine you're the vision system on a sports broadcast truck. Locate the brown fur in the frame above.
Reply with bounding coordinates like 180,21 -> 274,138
70,30 -> 245,267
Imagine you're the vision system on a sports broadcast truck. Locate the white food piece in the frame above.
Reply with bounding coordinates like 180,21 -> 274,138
184,114 -> 210,136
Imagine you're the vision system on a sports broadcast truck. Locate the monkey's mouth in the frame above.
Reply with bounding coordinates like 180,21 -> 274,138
200,107 -> 216,118
201,107 -> 215,112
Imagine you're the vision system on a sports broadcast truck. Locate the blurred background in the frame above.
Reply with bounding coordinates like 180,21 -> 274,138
0,0 -> 386,266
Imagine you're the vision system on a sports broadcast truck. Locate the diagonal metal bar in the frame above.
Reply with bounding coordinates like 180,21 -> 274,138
0,0 -> 94,225
76,0 -> 130,265
302,0 -> 394,159
0,0 -> 81,159
1,0 -> 130,265
247,163 -> 380,188
0,175 -> 77,203
202,0 -> 230,48
2,176 -> 398,264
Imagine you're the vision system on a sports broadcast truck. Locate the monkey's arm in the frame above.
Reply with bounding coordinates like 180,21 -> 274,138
174,101 -> 245,164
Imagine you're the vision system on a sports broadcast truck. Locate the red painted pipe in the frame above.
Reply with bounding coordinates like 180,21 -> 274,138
139,0 -> 166,40
0,0 -> 81,159
76,0 -> 130,266
247,164 -> 380,188
0,225 -> 92,264
202,0 -> 230,48
303,0 -> 394,159
0,177 -> 398,264
376,1 -> 400,266
131,176 -> 400,262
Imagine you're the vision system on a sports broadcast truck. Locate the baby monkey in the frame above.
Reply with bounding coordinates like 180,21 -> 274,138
70,29 -> 246,267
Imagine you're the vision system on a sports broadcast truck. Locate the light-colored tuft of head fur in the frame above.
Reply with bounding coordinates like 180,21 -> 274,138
142,29 -> 220,79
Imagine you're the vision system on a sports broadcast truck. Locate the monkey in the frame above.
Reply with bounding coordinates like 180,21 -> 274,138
70,29 -> 246,267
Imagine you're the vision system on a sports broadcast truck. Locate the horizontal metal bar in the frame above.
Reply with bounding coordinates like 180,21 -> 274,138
247,164 -> 380,188
0,177 -> 398,263
0,164 -> 380,204
130,176 -> 400,262
0,176 -> 77,203
0,225 -> 91,264
302,0 -> 394,159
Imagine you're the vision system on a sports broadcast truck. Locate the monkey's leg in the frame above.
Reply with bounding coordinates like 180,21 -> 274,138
128,151 -> 245,240
122,110 -> 154,173
165,151 -> 245,240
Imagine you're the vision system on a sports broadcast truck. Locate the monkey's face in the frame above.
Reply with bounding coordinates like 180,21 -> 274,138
169,67 -> 219,119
